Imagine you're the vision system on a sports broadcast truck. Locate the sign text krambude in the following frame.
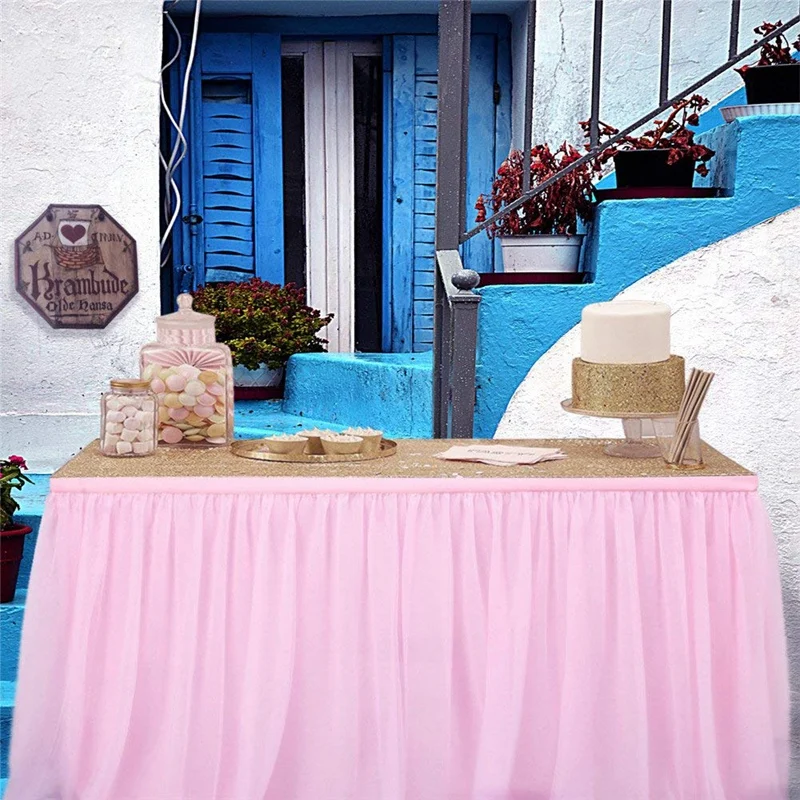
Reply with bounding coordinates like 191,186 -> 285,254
15,204 -> 138,329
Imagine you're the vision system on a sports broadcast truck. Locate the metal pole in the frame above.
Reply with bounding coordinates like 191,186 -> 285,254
434,0 -> 472,437
521,0 -> 537,194
659,0 -> 672,104
589,0 -> 604,149
458,6 -> 472,230
439,289 -> 453,436
728,0 -> 741,60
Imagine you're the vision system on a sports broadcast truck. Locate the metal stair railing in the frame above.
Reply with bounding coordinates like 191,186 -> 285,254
433,0 -> 800,438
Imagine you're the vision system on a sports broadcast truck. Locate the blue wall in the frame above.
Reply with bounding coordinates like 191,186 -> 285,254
474,115 -> 800,436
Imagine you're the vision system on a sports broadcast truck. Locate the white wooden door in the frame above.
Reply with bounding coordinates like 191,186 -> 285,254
283,40 -> 381,352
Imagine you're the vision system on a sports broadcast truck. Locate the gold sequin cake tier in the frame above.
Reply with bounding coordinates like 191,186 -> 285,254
571,355 -> 685,415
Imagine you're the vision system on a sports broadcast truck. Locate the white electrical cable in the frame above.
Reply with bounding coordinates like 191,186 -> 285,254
160,12 -> 184,231
160,0 -> 203,267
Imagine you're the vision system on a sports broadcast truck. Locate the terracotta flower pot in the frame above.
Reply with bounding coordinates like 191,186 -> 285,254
614,149 -> 695,189
1,523 -> 32,604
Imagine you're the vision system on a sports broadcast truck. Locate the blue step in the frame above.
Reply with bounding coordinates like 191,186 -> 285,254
1,682 -> 15,783
475,115 -> 800,436
234,399 -> 349,438
283,352 -> 433,437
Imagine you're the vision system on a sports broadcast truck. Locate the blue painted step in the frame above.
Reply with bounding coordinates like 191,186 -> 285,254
283,352 -> 433,437
1,681 -> 15,784
474,115 -> 800,437
234,399 -> 349,439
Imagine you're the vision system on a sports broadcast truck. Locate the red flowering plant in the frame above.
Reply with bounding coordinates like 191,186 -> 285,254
475,142 -> 601,237
735,21 -> 800,75
580,95 -> 716,177
1,455 -> 33,531
193,278 -> 334,371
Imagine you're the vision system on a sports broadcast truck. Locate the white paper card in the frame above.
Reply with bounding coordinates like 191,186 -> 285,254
434,444 -> 567,467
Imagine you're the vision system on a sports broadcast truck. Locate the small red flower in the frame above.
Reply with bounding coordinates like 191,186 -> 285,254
9,455 -> 27,470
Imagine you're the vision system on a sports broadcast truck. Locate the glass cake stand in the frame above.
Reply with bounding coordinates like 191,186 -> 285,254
561,399 -> 675,458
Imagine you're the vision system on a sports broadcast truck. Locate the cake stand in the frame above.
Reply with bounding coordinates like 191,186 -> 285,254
561,399 -> 675,458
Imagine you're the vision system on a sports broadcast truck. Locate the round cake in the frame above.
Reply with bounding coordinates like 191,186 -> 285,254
570,300 -> 685,414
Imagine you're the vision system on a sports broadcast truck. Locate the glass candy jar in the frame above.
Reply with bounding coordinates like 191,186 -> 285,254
140,294 -> 234,447
101,379 -> 158,457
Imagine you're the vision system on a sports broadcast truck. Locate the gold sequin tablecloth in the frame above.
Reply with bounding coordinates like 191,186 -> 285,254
54,438 -> 751,481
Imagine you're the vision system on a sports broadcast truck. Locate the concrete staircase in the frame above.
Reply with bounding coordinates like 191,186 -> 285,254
283,352 -> 433,438
474,115 -> 800,435
271,117 -> 800,440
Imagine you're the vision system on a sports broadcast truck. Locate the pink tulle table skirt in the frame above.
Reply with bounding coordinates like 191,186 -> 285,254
8,475 -> 789,800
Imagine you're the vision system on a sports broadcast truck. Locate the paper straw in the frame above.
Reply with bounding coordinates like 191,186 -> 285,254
668,369 -> 714,464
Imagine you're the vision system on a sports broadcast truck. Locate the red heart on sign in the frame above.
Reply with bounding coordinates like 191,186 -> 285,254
61,224 -> 86,244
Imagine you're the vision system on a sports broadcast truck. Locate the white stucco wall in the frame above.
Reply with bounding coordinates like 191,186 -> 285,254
0,0 -> 164,473
510,0 -> 798,149
496,206 -> 800,792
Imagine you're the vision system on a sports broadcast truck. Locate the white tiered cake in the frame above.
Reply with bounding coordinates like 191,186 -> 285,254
571,300 -> 685,415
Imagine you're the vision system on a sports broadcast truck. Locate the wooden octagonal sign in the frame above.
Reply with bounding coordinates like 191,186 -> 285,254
15,204 -> 138,329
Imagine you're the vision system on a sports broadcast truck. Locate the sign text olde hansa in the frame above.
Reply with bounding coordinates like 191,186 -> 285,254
15,204 -> 138,329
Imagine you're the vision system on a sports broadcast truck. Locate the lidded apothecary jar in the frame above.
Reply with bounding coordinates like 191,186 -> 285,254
101,379 -> 158,457
140,294 -> 234,447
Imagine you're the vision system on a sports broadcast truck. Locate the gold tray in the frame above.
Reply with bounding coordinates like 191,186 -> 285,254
230,438 -> 398,463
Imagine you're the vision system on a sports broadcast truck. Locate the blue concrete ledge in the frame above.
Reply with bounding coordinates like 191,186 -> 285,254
474,115 -> 800,437
283,352 -> 433,437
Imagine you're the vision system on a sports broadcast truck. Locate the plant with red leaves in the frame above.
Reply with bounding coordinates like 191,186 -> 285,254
193,278 -> 334,371
475,142 -> 600,238
1,455 -> 33,531
580,94 -> 716,177
735,20 -> 800,75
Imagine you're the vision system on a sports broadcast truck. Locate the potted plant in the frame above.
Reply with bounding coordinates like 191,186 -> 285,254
581,95 -> 715,190
1,454 -> 34,604
193,278 -> 333,400
475,142 -> 600,273
735,21 -> 800,104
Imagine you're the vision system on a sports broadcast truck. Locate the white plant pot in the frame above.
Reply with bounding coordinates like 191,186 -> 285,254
499,234 -> 584,273
233,364 -> 285,388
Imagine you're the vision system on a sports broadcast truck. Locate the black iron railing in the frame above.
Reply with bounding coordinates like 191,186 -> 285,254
433,0 -> 800,438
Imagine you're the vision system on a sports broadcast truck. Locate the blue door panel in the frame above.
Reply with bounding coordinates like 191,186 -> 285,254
388,31 -> 511,352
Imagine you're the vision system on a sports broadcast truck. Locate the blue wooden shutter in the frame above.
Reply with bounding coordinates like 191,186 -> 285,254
185,33 -> 283,287
201,78 -> 255,280
389,33 -> 510,352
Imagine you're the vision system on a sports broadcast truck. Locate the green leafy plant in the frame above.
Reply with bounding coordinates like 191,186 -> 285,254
193,279 -> 334,371
1,455 -> 33,531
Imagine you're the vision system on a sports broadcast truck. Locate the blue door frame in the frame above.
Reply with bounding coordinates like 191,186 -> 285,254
167,15 -> 511,354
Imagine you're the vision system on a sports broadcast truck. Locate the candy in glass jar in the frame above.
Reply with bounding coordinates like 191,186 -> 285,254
140,294 -> 234,447
100,379 -> 158,457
